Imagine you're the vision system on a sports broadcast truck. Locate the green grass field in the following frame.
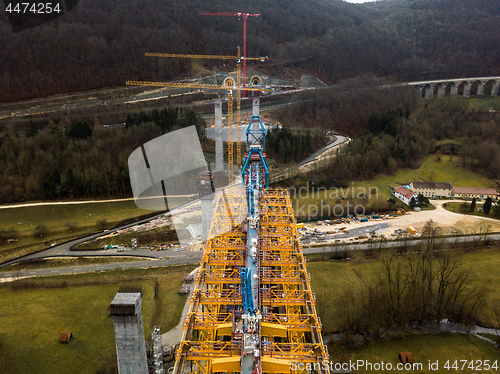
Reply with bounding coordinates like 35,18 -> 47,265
353,154 -> 494,202
468,96 -> 500,111
290,154 -> 495,218
309,248 -> 500,373
307,247 -> 500,333
443,201 -> 500,221
0,265 -> 194,374
0,198 -> 188,264
0,199 -> 170,239
331,333 -> 500,374
0,256 -> 147,272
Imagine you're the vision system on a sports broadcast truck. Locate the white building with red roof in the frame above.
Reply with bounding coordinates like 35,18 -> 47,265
394,186 -> 418,205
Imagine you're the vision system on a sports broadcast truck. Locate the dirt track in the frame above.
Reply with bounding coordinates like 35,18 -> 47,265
304,199 -> 500,245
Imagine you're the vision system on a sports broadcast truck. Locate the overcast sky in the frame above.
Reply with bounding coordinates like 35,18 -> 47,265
343,0 -> 379,3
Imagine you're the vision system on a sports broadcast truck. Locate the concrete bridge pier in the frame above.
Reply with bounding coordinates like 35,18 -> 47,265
477,81 -> 485,98
450,83 -> 458,96
215,100 -> 223,172
492,81 -> 500,97
201,194 -> 214,243
110,292 -> 148,374
436,83 -> 445,97
462,81 -> 471,98
423,84 -> 434,99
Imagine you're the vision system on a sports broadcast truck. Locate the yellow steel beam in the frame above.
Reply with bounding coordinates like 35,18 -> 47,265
125,80 -> 270,91
261,357 -> 291,374
146,52 -> 237,59
145,52 -> 268,61
211,356 -> 241,373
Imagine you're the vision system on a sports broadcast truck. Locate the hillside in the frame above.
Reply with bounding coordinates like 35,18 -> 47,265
0,0 -> 499,102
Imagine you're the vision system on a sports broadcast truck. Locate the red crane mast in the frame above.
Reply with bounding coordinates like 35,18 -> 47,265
199,12 -> 260,96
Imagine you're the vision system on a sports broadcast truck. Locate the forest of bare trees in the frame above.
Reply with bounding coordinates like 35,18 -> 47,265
0,107 -> 205,203
334,220 -> 484,342
310,91 -> 500,182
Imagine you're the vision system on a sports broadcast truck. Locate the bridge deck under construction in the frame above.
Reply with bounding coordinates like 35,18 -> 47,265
173,188 -> 329,374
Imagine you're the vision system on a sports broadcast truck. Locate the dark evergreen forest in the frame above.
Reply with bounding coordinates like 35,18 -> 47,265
1,0 -> 499,101
266,128 -> 315,164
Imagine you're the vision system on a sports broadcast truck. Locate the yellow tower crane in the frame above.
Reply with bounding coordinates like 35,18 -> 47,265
138,49 -> 267,180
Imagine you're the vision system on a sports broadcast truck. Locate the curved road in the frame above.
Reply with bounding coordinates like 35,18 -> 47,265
270,135 -> 350,183
0,252 -> 202,283
2,231 -> 499,282
297,135 -> 350,167
0,196 -> 202,269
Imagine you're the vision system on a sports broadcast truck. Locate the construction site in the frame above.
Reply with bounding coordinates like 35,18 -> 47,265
107,12 -> 330,374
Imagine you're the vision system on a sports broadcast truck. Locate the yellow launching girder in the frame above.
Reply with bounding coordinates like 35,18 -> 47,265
261,288 -> 314,306
262,357 -> 292,374
125,80 -> 268,92
198,288 -> 241,305
181,341 -> 242,360
146,52 -> 237,59
202,268 -> 241,284
145,52 -> 268,61
261,342 -> 325,361
205,252 -> 245,266
260,268 -> 309,284
174,188 -> 330,374
181,340 -> 325,363
208,188 -> 247,236
262,313 -> 321,331
211,356 -> 241,373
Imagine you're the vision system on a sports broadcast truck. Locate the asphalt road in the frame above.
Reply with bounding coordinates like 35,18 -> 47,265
0,196 -> 203,269
270,134 -> 350,183
2,231 -> 498,282
302,233 -> 500,255
296,135 -> 350,167
0,250 -> 202,282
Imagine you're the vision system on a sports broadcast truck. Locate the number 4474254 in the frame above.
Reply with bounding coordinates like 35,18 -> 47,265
5,2 -> 62,14
444,360 -> 498,371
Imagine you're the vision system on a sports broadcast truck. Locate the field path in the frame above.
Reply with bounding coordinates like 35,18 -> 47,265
0,195 -> 197,210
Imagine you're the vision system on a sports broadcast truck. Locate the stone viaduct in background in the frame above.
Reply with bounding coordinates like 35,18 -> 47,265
407,77 -> 500,99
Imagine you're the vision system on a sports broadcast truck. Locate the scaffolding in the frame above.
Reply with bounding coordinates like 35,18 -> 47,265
173,187 -> 329,374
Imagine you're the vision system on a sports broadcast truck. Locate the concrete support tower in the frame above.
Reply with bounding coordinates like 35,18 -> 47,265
201,194 -> 214,243
110,292 -> 148,374
215,100 -> 223,172
252,98 -> 259,117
